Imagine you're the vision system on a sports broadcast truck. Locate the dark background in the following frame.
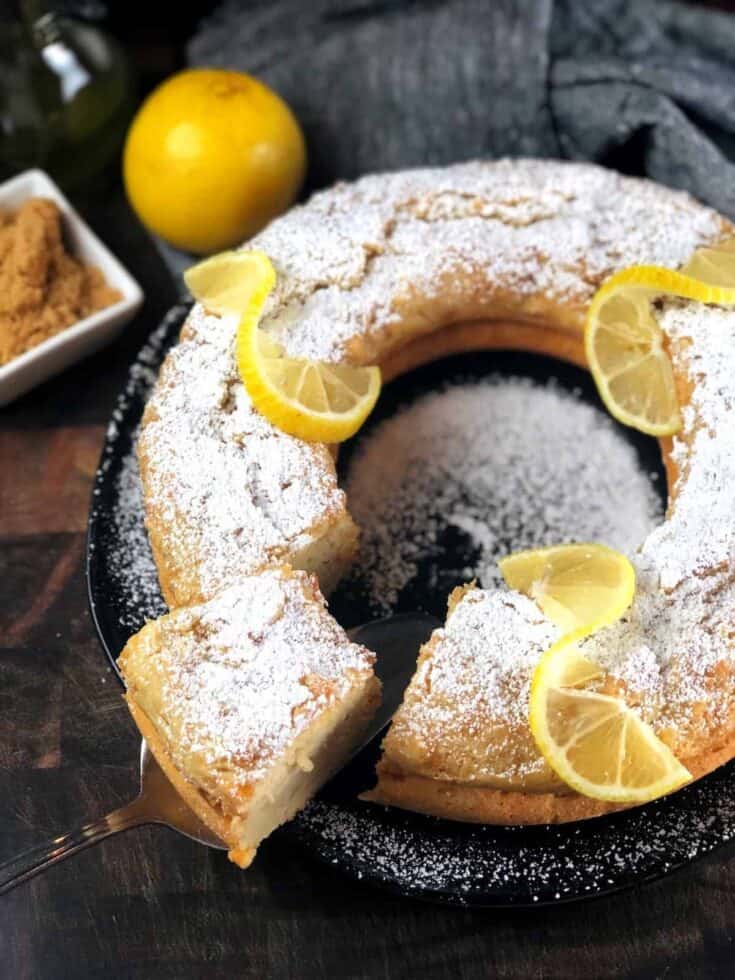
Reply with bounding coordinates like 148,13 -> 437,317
1,2 -> 735,977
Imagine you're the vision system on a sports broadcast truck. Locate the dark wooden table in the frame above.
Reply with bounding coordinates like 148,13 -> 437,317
1,185 -> 734,980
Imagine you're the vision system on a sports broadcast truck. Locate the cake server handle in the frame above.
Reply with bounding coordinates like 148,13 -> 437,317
0,611 -> 441,896
0,798 -> 151,895
0,740 -> 225,897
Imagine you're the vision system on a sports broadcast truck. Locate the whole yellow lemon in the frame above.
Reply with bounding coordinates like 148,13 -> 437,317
123,69 -> 306,254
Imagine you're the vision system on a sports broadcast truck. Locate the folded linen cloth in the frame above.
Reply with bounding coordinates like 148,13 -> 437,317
189,0 -> 735,218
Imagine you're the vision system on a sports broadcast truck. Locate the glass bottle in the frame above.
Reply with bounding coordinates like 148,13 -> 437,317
0,0 -> 134,190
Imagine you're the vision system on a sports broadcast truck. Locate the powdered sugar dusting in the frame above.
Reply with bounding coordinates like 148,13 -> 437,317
136,160 -> 733,772
585,300 -> 735,738
123,569 -> 374,785
385,590 -> 559,782
238,159 -> 728,362
96,159 -> 735,902
642,301 -> 735,588
346,377 -> 662,613
145,159 -> 726,608
290,762 -> 735,905
139,304 -> 349,603
365,300 -> 735,776
107,440 -> 166,628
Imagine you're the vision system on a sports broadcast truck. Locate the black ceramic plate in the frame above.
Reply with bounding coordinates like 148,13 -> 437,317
87,305 -> 735,908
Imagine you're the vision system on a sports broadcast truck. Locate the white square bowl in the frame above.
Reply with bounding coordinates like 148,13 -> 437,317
0,169 -> 144,406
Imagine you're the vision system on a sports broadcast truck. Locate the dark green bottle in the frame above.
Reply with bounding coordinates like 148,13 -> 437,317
0,1 -> 134,190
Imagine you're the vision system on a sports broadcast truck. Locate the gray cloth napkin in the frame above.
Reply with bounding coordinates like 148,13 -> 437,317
189,0 -> 735,218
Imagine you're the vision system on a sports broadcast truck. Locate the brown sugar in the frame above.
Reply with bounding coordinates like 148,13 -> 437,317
0,197 -> 122,366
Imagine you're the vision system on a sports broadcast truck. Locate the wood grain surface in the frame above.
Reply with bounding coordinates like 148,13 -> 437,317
0,189 -> 734,980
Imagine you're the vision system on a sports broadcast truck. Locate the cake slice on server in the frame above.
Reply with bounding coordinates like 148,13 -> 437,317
118,566 -> 380,867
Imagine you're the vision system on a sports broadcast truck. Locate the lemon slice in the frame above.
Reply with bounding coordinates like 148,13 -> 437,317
680,236 -> 735,287
585,265 -> 735,436
499,543 -> 635,635
529,633 -> 691,803
185,250 -> 381,442
184,249 -> 276,316
238,320 -> 381,442
232,270 -> 380,444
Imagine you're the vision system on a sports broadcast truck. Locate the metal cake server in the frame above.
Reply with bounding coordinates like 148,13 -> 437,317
0,611 -> 440,895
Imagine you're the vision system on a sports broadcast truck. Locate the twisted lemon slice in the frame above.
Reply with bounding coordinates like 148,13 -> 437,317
499,542 -> 635,636
585,263 -> 735,436
502,542 -> 689,803
237,319 -> 381,443
529,633 -> 691,804
680,237 -> 735,287
185,250 -> 381,442
184,249 -> 276,317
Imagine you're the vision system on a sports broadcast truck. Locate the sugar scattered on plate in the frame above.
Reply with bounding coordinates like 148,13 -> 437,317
289,761 -> 735,905
345,376 -> 663,614
106,439 -> 167,629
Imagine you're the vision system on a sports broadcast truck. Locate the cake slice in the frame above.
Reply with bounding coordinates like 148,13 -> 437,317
118,566 -> 380,867
363,584 -> 579,823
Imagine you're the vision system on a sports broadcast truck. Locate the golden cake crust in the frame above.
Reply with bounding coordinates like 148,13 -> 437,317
139,159 -> 729,609
363,731 -> 735,825
135,158 -> 735,827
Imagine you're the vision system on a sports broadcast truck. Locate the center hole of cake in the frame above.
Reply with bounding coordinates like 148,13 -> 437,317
337,359 -> 665,621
